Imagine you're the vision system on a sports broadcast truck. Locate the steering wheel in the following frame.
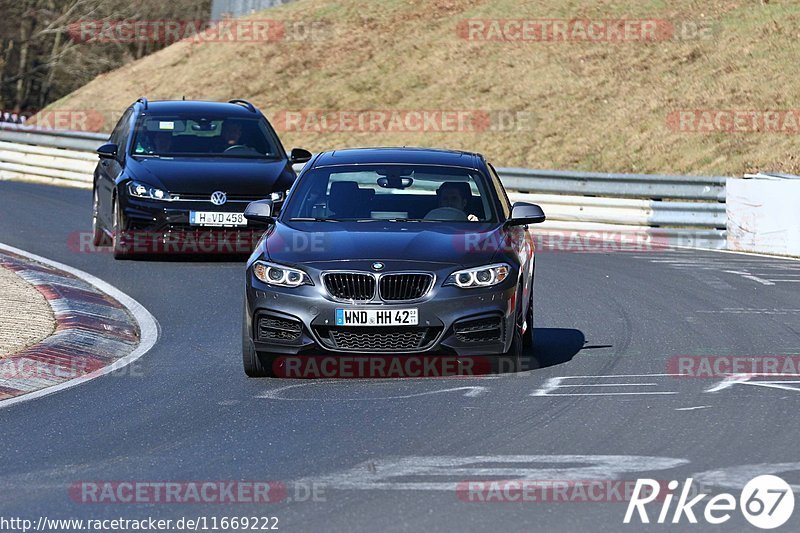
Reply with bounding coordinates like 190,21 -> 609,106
424,207 -> 469,221
223,144 -> 250,153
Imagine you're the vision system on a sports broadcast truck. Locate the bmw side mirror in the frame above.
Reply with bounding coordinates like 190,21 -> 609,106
244,199 -> 275,223
97,143 -> 118,160
507,202 -> 546,226
289,148 -> 312,165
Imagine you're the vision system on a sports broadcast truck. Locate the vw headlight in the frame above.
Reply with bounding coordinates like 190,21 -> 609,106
445,263 -> 511,289
253,261 -> 312,288
127,181 -> 171,201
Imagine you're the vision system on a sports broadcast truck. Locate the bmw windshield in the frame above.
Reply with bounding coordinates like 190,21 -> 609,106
281,165 -> 499,223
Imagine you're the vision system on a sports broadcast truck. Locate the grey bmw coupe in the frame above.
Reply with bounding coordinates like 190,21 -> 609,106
242,147 -> 545,377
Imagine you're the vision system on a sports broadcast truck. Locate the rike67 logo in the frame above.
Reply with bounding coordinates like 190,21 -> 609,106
625,475 -> 794,529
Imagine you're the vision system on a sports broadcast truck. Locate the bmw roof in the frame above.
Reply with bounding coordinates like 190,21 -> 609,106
311,147 -> 484,169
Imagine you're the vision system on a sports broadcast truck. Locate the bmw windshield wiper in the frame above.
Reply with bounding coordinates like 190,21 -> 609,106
288,217 -> 341,222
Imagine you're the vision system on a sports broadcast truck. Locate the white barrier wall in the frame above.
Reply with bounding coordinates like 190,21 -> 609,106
727,175 -> 800,257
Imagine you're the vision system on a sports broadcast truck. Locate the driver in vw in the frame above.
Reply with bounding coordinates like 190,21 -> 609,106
217,121 -> 244,152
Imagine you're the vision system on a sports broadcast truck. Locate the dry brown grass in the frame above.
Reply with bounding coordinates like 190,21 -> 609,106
42,0 -> 800,175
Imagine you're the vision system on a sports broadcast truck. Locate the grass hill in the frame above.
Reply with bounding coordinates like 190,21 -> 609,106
41,0 -> 800,175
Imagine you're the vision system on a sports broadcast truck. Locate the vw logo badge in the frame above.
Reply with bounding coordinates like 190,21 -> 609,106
210,191 -> 227,206
372,262 -> 385,271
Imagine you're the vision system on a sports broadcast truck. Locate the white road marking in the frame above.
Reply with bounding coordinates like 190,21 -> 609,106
695,462 -> 800,492
707,373 -> 800,393
722,270 -> 775,286
258,381 -> 489,400
0,243 -> 159,409
666,245 -> 800,263
674,405 -> 712,411
294,455 -> 689,491
531,374 -> 681,397
705,374 -> 753,393
631,248 -> 800,289
696,308 -> 800,315
560,383 -> 660,387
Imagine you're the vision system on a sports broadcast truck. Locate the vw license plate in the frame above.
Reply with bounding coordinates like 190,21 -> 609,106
335,308 -> 418,326
189,211 -> 247,227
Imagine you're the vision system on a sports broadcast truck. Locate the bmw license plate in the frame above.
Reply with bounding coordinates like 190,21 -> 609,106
189,211 -> 247,227
335,308 -> 418,326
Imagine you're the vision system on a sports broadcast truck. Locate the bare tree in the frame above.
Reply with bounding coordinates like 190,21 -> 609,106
0,0 -> 212,112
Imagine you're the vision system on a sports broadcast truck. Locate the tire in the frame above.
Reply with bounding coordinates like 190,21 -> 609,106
523,260 -> 536,349
498,327 -> 523,373
91,187 -> 111,247
523,290 -> 534,349
242,306 -> 276,377
111,196 -> 133,260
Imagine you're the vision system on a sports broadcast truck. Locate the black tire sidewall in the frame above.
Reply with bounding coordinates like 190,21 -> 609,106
111,196 -> 132,259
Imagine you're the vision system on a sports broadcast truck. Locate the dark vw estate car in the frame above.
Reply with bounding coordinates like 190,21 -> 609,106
242,148 -> 546,376
91,98 -> 311,258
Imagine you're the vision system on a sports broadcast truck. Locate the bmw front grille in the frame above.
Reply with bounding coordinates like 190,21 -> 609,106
322,272 -> 434,302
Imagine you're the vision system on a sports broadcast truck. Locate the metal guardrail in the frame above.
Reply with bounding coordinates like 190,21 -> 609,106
497,167 -> 727,201
496,168 -> 727,248
0,124 -> 728,248
0,123 -> 106,151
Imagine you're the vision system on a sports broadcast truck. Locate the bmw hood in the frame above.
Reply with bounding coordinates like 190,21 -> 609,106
126,157 -> 295,195
263,222 -> 512,268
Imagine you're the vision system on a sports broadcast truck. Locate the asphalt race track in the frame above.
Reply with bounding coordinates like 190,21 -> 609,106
1,180 -> 799,531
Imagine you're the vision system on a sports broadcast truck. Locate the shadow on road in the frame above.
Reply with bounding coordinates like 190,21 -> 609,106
526,328 -> 587,369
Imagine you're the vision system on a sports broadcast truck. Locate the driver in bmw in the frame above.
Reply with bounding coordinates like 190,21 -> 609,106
433,182 -> 479,221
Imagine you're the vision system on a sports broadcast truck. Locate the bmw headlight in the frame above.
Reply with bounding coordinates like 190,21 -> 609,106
253,261 -> 312,288
445,263 -> 511,289
127,181 -> 171,201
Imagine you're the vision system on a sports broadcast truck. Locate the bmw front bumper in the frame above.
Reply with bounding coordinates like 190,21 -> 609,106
245,263 -> 520,357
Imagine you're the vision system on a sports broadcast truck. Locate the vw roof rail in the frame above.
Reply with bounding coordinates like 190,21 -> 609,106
135,97 -> 148,109
228,99 -> 257,113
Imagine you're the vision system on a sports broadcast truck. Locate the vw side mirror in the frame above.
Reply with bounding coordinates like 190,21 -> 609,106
96,143 -> 118,160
